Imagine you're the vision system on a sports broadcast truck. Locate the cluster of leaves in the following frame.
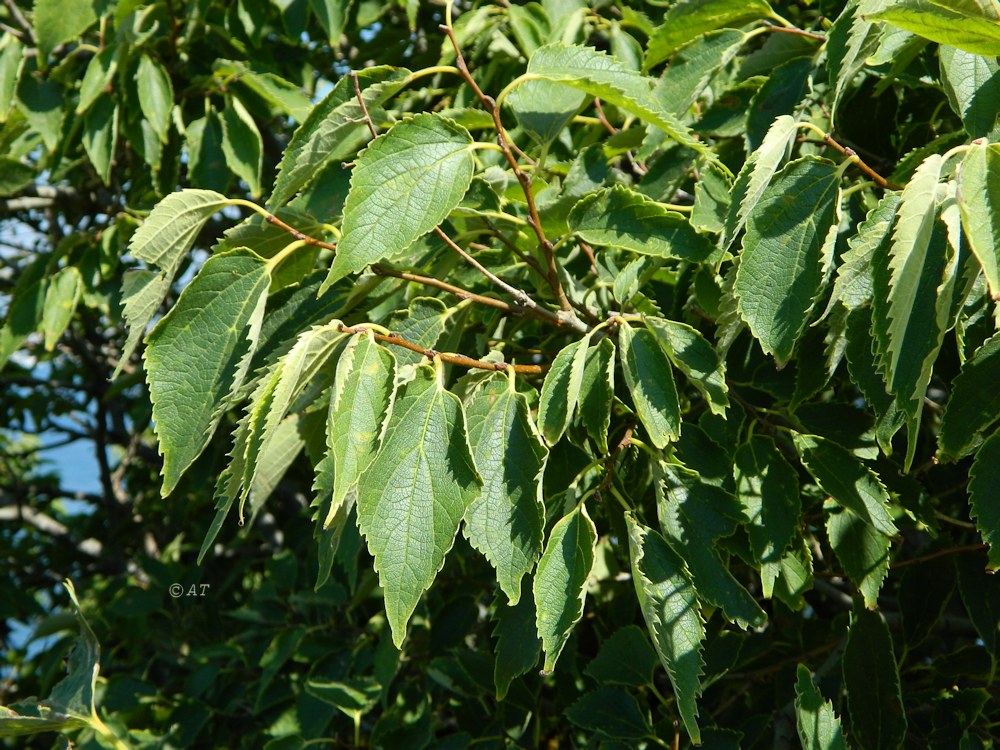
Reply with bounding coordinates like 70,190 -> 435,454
2,0 -> 1000,748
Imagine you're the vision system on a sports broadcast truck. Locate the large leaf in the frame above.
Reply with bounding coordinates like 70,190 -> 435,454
957,143 -> 1000,298
536,338 -> 589,445
866,0 -> 1000,56
939,333 -> 1000,459
33,0 -> 97,64
137,55 -> 174,143
735,157 -> 841,364
464,375 -> 547,604
324,113 -> 476,285
645,316 -> 728,415
493,591 -> 542,700
843,609 -> 907,750
269,66 -> 411,208
356,366 -> 482,647
626,513 -> 704,744
940,46 -> 1000,139
145,249 -> 271,497
795,664 -> 848,750
534,503 -> 597,673
826,505 -> 891,608
568,186 -> 716,262
619,322 -> 680,449
968,429 -> 1000,570
327,332 -> 397,526
645,0 -> 772,69
524,43 -> 723,166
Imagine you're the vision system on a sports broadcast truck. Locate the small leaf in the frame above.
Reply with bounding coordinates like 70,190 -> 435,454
619,323 -> 680,448
828,194 -> 901,313
324,113 -> 476,285
508,79 -> 587,147
534,503 -> 597,673
536,338 -> 589,446
82,96 -> 118,185
827,1 -> 883,124
309,0 -> 354,44
968,429 -> 1000,570
735,156 -> 841,364
585,625 -> 657,687
657,29 -> 747,117
626,514 -> 704,743
866,1 -> 1000,57
145,249 -> 271,497
940,333 -> 1000,459
77,45 -> 119,115
0,36 -> 21,121
221,96 -> 264,197
645,0 -> 773,69
794,434 -> 898,536
116,270 -> 171,377
137,55 -> 174,143
826,505 -> 891,608
566,686 -> 652,741
387,297 -> 450,366
745,57 -> 813,152
356,366 -> 482,647
0,157 -> 34,197
568,186 -> 716,262
843,609 -> 907,750
41,266 -> 82,352
957,143 -> 1000,299
645,316 -> 728,415
493,590 -> 541,700
14,59 -> 64,151
795,664 -> 848,750
578,339 -> 615,453
464,375 -> 546,604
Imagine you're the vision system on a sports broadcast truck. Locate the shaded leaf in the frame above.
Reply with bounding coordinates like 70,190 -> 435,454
536,338 -> 589,446
578,339 -> 615,453
795,664 -> 848,750
41,266 -> 82,352
940,45 -> 1000,139
585,625 -> 657,687
957,143 -> 1000,299
645,316 -> 729,415
493,590 -> 541,700
939,332 -> 1000,459
221,96 -> 263,197
843,609 -> 907,750
826,505 -> 891,608
33,0 -> 97,64
619,323 -> 680,449
566,686 -> 652,741
137,55 -> 174,143
967,428 -> 1000,569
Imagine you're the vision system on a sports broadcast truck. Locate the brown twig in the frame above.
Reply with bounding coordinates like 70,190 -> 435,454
593,98 -> 618,135
3,0 -> 34,44
597,425 -> 634,497
351,71 -> 379,139
890,543 -> 988,569
263,214 -> 338,251
820,133 -> 900,189
764,22 -> 827,41
481,218 -> 548,277
338,323 -> 545,374
370,264 -> 515,312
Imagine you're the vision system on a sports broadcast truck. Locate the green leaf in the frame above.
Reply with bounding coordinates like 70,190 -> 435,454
185,112 -> 226,192
14,59 -> 64,151
33,0 -> 97,64
843,609 -> 907,750
0,35 -> 23,121
645,316 -> 729,415
795,664 -> 848,750
656,464 -> 767,629
41,266 -> 82,352
866,1 -> 1000,56
536,338 -> 589,445
566,686 -> 652,741
508,79 -> 587,147
127,189 -> 232,278
76,45 -> 119,115
269,66 -> 411,208
585,625 -> 657,687
619,322 -> 680,449
827,1 -> 883,125
826,505 -> 891,608
309,0 -> 354,44
324,113 -> 476,286
534,503 -> 596,673
735,156 -> 841,364
145,249 -> 271,497
0,157 -> 33,197
327,332 -> 397,527
82,97 -> 118,185
137,55 -> 174,143
464,375 -> 546,605
940,333 -> 1000,459
968,429 -> 1000,570
493,590 -> 541,700
745,57 -> 813,152
307,677 -> 380,723
356,366 -> 482,647
734,436 -> 800,598
221,96 -> 263,197
568,186 -> 716,262
115,270 -> 170,378
578,339 -> 615,453
958,143 -> 1000,299
656,29 -> 747,116
722,114 -> 799,251
626,514 -> 704,743
387,297 -> 450,367
0,257 -> 48,371
940,46 -> 1000,139
645,0 -> 772,69
524,43 -> 724,168
794,434 -> 898,536
828,194 -> 901,313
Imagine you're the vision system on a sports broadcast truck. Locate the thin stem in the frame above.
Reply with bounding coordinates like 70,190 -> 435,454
338,323 -> 545,374
229,199 -> 339,251
266,239 -> 309,270
351,71 -> 379,139
798,123 -> 899,189
764,21 -> 827,41
370,264 -> 515,313
594,98 -> 618,135
890,543 -> 988,569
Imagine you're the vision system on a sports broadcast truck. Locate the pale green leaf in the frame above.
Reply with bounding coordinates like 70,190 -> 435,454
656,29 -> 747,116
356,366 -> 482,647
866,0 -> 1000,56
41,266 -> 82,352
645,316 -> 729,415
843,609 -> 907,750
958,143 -> 1000,299
82,97 -> 118,185
137,55 -> 174,143
222,96 -> 263,197
578,339 -> 615,453
795,664 -> 848,750
734,436 -> 800,598
145,249 -> 271,497
324,113 -> 476,286
33,0 -> 97,64
493,590 -> 541,700
827,1 -> 883,124
269,66 -> 411,208
309,0 -> 354,44
645,0 -> 772,69
76,45 -> 119,115
534,503 -> 597,673
619,322 -> 680,449
940,46 -> 1000,139
939,332 -> 1000,459
735,156 -> 841,364
568,186 -> 716,262
524,43 -> 724,167
0,36 -> 23,121
968,429 -> 1000,570
826,505 -> 891,608
626,513 -> 704,744
115,270 -> 171,378
536,337 -> 589,445
794,434 -> 898,536
0,258 -> 47,371
464,376 -> 546,604
327,332 -> 397,526
127,189 -> 231,277
828,194 -> 901,313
